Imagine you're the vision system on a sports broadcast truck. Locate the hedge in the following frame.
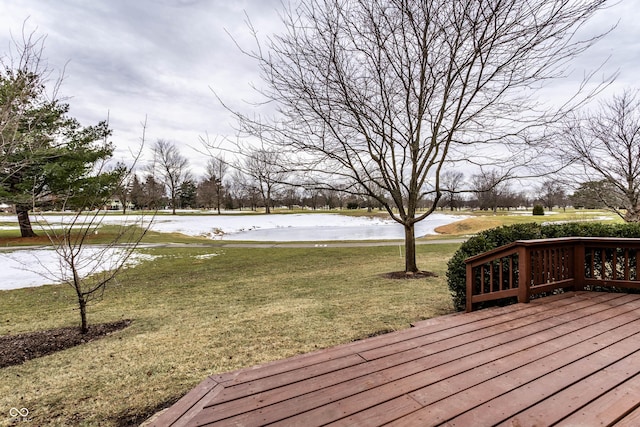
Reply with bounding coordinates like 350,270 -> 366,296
446,222 -> 640,311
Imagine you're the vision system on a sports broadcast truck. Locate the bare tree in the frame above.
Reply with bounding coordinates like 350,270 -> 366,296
322,189 -> 340,210
561,89 -> 640,221
440,171 -> 465,211
304,187 -> 323,210
472,170 -> 509,213
537,179 -> 567,211
229,169 -> 257,210
228,0 -> 611,273
281,185 -> 299,209
242,148 -> 286,214
205,156 -> 227,214
151,139 -> 190,214
36,209 -> 151,333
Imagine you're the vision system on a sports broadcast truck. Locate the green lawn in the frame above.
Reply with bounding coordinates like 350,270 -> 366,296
0,243 -> 458,425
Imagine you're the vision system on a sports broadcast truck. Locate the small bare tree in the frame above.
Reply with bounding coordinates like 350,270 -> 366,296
226,0 -> 612,273
36,208 -> 151,333
561,89 -> 640,221
34,121 -> 152,333
151,139 -> 190,214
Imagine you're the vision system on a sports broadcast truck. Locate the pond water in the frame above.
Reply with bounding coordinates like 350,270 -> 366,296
142,212 -> 462,241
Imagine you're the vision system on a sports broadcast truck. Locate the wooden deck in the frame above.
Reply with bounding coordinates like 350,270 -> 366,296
150,291 -> 640,426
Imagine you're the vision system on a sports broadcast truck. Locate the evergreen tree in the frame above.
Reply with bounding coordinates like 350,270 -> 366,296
0,51 -> 119,236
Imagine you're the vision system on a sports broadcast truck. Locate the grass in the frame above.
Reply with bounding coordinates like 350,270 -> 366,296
0,243 -> 459,425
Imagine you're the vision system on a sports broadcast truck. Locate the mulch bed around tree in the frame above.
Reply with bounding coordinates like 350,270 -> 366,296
0,320 -> 132,368
382,271 -> 438,279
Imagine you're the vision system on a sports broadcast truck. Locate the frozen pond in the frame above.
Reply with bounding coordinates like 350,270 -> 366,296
1,212 -> 461,241
149,212 -> 461,241
0,212 -> 463,290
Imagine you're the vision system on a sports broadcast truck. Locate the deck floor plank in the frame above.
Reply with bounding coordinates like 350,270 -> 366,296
554,372 -> 640,426
149,292 -> 640,427
322,304 -> 640,427
443,332 -> 640,426
267,305 -> 640,426
614,402 -> 640,426
498,351 -> 640,426
324,395 -> 423,427
154,377 -> 222,427
359,292 -> 622,361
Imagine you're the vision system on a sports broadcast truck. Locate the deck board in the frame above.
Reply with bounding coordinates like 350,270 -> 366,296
615,402 -> 640,426
498,353 -> 640,426
150,292 -> 640,426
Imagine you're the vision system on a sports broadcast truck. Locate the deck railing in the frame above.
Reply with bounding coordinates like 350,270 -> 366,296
465,237 -> 640,312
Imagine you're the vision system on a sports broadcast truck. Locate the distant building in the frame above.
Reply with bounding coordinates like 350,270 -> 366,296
105,199 -> 134,211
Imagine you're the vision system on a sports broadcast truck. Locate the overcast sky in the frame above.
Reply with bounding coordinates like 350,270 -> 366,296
0,0 -> 638,177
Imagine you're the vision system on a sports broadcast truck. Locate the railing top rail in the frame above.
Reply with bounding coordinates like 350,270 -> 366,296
464,243 -> 520,266
464,236 -> 640,265
511,236 -> 640,246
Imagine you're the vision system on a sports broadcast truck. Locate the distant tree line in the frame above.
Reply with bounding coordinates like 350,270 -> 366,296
114,146 -> 606,214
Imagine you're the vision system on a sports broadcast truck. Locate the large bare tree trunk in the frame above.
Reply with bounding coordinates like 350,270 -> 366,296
16,205 -> 36,237
404,224 -> 418,273
625,209 -> 640,222
264,190 -> 272,214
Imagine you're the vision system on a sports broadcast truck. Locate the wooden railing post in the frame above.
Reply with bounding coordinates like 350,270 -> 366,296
518,244 -> 531,303
574,241 -> 585,291
466,262 -> 473,312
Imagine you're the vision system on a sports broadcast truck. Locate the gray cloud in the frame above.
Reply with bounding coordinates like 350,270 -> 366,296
0,0 -> 637,176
